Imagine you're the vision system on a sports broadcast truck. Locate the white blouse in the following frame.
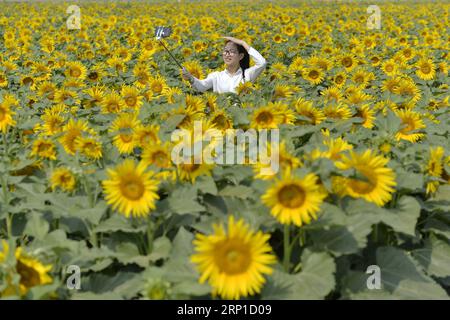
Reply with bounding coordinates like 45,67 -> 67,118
190,47 -> 267,94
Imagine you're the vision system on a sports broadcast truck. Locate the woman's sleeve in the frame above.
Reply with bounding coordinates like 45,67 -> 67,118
191,72 -> 216,92
245,47 -> 267,82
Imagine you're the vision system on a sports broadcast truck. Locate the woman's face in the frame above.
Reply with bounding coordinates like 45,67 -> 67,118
222,42 -> 243,66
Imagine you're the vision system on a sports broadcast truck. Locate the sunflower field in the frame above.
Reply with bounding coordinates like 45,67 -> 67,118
0,0 -> 449,300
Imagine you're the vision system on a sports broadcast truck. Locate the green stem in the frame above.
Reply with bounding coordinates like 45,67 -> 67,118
147,220 -> 154,255
283,224 -> 291,273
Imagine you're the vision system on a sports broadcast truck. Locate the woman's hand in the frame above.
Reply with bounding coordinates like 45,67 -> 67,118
222,36 -> 250,51
182,67 -> 194,83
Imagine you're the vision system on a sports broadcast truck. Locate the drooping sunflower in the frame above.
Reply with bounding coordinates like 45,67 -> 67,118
50,167 -> 76,192
323,103 -> 352,120
191,216 -> 277,300
395,109 -> 426,142
332,150 -> 397,206
295,98 -> 325,125
310,137 -> 353,162
261,171 -> 326,226
354,104 -> 375,129
0,242 -> 53,297
425,146 -> 449,194
59,119 -> 91,155
102,159 -> 160,218
110,113 -> 140,154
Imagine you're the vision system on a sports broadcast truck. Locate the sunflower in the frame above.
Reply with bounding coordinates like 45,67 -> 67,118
0,72 -> 8,88
395,109 -> 426,142
425,146 -> 448,194
415,58 -> 436,80
30,138 -> 57,160
339,54 -> 357,71
141,142 -> 173,169
75,136 -> 103,160
37,81 -> 56,100
40,112 -> 65,136
272,83 -> 297,100
208,110 -> 233,131
182,61 -> 204,80
133,67 -> 152,88
101,91 -> 125,114
102,159 -> 160,218
354,104 -> 375,129
63,61 -> 85,80
50,167 -> 76,192
310,137 -> 353,161
323,103 -> 352,120
149,75 -> 168,97
262,171 -> 326,226
381,59 -> 398,77
332,150 -> 396,206
121,85 -> 143,110
110,113 -> 140,154
295,98 -> 325,125
303,67 -> 324,85
20,75 -> 37,90
253,141 -> 302,180
0,100 -> 16,132
59,119 -> 91,155
250,106 -> 284,129
321,86 -> 342,103
54,88 -> 80,105
0,242 -> 53,297
83,85 -> 105,108
159,84 -> 181,101
332,72 -> 347,87
177,159 -> 214,183
191,216 -> 276,300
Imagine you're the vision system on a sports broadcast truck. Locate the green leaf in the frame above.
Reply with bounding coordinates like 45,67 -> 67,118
24,212 -> 49,240
378,196 -> 421,237
376,246 -> 448,299
218,185 -> 254,199
168,186 -> 205,214
262,250 -> 336,299
412,235 -> 450,278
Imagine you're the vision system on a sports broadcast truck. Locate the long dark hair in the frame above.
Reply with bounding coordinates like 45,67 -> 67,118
226,40 -> 250,83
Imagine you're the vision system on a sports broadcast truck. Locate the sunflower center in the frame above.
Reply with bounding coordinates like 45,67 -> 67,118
70,68 -> 81,77
256,111 -> 273,124
278,184 -> 305,208
0,108 -> 5,120
421,65 -> 431,74
23,77 -> 34,85
152,151 -> 169,167
348,169 -> 376,194
125,96 -> 137,106
16,260 -> 41,288
215,240 -> 251,275
88,72 -> 98,80
37,142 -> 51,153
120,133 -> 133,143
120,177 -> 145,200
308,70 -> 319,79
342,57 -> 352,67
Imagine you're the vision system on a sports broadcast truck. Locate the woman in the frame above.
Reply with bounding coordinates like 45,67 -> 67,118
182,36 -> 267,94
